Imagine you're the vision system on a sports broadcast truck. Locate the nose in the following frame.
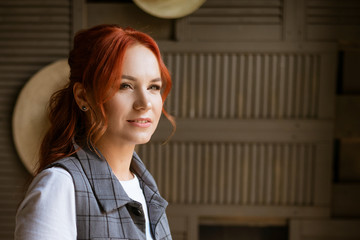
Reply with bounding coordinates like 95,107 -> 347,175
133,89 -> 151,111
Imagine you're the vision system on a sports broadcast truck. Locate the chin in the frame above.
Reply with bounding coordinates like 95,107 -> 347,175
132,135 -> 153,145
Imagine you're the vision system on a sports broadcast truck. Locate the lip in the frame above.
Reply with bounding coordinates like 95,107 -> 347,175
127,118 -> 152,128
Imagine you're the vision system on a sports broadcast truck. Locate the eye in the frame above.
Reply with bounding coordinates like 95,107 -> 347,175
148,84 -> 161,91
120,83 -> 132,90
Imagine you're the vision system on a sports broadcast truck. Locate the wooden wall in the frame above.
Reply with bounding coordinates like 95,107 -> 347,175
0,0 -> 72,238
1,0 -> 360,239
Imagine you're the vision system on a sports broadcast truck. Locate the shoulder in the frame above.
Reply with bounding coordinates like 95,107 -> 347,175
15,167 -> 76,240
45,155 -> 86,179
23,167 -> 74,206
30,167 -> 73,189
48,155 -> 80,170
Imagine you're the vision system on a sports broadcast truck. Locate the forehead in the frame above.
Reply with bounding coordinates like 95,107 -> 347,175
121,44 -> 160,75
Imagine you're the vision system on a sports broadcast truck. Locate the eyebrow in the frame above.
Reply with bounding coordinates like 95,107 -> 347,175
121,75 -> 161,83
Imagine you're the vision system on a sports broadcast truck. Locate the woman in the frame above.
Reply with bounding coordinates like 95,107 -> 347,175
15,24 -> 174,240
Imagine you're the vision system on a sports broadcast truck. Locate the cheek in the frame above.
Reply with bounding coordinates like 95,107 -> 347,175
104,99 -> 127,121
153,96 -> 163,117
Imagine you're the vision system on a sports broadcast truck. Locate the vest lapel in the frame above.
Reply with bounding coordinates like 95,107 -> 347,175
74,144 -> 168,226
130,152 -> 168,232
75,146 -> 132,213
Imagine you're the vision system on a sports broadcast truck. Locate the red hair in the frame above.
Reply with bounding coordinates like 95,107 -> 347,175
37,24 -> 175,174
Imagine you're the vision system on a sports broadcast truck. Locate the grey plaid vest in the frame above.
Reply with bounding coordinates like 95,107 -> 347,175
47,146 -> 172,240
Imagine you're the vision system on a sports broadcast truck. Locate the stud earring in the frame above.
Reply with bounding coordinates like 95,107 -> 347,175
81,106 -> 87,111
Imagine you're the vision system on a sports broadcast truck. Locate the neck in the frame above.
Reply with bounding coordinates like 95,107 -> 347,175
96,138 -> 135,181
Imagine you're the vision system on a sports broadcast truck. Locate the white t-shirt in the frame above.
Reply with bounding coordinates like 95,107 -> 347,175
120,174 -> 153,240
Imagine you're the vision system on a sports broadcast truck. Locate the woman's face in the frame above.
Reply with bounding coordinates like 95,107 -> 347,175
100,44 -> 163,146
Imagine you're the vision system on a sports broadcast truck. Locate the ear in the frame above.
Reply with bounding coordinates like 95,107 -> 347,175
73,82 -> 89,111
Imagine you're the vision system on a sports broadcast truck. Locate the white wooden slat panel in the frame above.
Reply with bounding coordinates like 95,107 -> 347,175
245,54 -> 253,118
180,56 -> 188,118
0,23 -> 69,31
213,54 -> 220,118
254,55 -> 261,118
0,32 -> 69,40
192,0 -> 282,21
310,56 -> 320,117
187,144 -> 194,203
220,55 -> 227,118
203,0 -> 282,7
0,47 -> 69,55
197,54 -> 205,118
163,52 -> 322,120
189,55 -> 196,118
278,54 -> 286,118
202,144 -> 210,204
305,145 -> 314,205
188,16 -> 282,24
194,7 -> 282,16
0,15 -> 70,24
0,0 -> 72,238
156,144 -> 163,195
0,73 -> 37,81
205,56 -> 212,118
274,144 -> 281,204
238,54 -> 245,118
180,143 -> 186,204
210,145 -> 217,204
233,145 -> 241,204
226,144 -> 234,204
0,0 -> 70,6
307,146 -> 316,205
265,144 -> 273,205
262,54 -> 269,117
0,64 -> 51,73
290,219 -> 360,240
195,145 -> 202,204
286,55 -> 294,119
282,144 -> 290,205
164,54 -> 173,116
0,56 -> 67,64
172,144 -> 179,203
298,145 -> 305,204
307,1 -> 360,25
308,16 -> 360,25
306,0 -> 360,40
173,54 -> 181,117
229,54 -> 237,118
289,145 -> 296,205
0,7 -> 69,15
176,0 -> 283,41
137,142 -> 317,207
242,144 -> 250,204
250,144 -> 257,204
164,144 -> 171,201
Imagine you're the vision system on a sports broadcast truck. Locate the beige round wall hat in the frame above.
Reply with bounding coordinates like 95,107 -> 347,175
133,0 -> 206,19
12,59 -> 70,175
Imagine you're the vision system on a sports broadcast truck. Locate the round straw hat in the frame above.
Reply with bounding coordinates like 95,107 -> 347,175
12,59 -> 69,175
133,0 -> 206,19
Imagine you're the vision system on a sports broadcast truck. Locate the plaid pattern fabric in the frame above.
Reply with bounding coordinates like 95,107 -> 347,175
47,145 -> 172,240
